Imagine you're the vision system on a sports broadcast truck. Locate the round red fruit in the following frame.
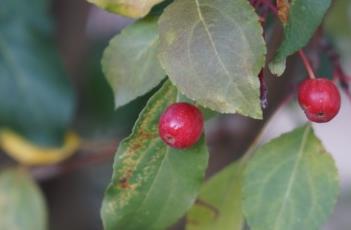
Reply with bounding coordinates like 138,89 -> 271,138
158,102 -> 204,149
298,78 -> 341,123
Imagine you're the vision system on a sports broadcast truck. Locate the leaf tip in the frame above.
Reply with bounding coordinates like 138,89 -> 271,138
268,58 -> 286,76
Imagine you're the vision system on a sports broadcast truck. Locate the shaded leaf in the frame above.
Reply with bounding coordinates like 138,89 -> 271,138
324,0 -> 351,38
0,168 -> 47,230
243,125 -> 339,230
159,0 -> 266,119
101,81 -> 209,230
187,162 -> 243,230
269,0 -> 332,76
0,1 -> 75,147
324,0 -> 351,63
87,0 -> 165,18
102,17 -> 165,109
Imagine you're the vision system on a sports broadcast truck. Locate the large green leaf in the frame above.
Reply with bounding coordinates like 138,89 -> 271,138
0,0 -> 74,146
87,0 -> 165,18
0,0 -> 50,31
158,0 -> 266,119
0,168 -> 47,230
102,17 -> 165,109
101,81 -> 209,230
243,125 -> 339,230
269,0 -> 332,76
186,162 -> 243,230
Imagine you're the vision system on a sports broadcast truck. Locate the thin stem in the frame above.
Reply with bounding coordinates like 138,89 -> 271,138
298,50 -> 316,79
261,0 -> 278,14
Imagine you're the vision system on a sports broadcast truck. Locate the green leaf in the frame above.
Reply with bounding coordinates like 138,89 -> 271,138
87,0 -> 165,18
186,162 -> 243,230
243,125 -> 339,230
269,0 -> 332,76
102,17 -> 165,109
158,0 -> 266,119
101,81 -> 209,230
0,1 -> 74,147
324,0 -> 351,38
324,0 -> 351,62
0,0 -> 50,32
0,168 -> 47,230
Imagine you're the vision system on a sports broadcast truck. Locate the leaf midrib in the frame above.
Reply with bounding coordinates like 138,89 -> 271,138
194,0 -> 231,83
272,126 -> 311,230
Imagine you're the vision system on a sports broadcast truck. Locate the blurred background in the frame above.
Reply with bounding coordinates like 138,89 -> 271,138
0,0 -> 350,229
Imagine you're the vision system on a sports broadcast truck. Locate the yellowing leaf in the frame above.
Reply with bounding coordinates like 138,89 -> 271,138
87,0 -> 164,18
159,0 -> 266,118
0,129 -> 80,166
101,81 -> 209,230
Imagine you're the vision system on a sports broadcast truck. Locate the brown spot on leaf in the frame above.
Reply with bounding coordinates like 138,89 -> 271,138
130,142 -> 142,152
277,0 -> 290,24
139,129 -> 158,140
118,169 -> 134,189
119,177 -> 130,189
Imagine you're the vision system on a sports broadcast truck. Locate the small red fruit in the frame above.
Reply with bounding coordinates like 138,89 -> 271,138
159,102 -> 204,149
298,78 -> 341,123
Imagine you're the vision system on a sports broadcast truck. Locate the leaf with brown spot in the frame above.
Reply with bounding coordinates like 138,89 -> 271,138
101,80 -> 209,230
269,0 -> 332,75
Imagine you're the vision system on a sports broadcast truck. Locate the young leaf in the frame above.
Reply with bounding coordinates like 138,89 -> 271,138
102,17 -> 165,109
0,1 -> 75,147
269,0 -> 332,76
0,168 -> 47,230
243,125 -> 339,230
158,0 -> 266,119
101,81 -> 209,230
86,0 -> 165,18
186,162 -> 243,230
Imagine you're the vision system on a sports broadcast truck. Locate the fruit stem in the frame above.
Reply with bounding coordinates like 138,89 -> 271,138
298,50 -> 316,79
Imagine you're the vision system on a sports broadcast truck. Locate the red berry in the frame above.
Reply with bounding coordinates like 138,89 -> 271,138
298,78 -> 341,123
159,102 -> 204,149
